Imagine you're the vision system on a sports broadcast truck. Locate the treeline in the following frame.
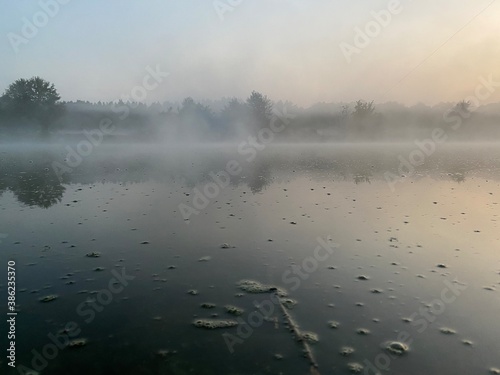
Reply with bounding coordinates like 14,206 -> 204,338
1,77 -> 500,141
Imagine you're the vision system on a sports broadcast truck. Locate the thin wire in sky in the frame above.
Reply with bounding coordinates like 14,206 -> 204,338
382,0 -> 497,99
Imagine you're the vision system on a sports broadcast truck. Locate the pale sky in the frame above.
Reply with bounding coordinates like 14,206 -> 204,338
1,0 -> 499,106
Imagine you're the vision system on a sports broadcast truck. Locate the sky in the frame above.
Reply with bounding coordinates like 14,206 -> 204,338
1,0 -> 500,107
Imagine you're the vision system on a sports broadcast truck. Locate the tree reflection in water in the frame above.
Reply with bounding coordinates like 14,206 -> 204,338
1,152 -> 65,208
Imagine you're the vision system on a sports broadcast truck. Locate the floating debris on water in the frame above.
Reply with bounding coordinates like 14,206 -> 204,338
93,267 -> 105,272
200,303 -> 216,309
347,362 -> 364,373
340,346 -> 355,356
153,277 -> 167,283
384,341 -> 409,355
85,252 -> 100,258
439,327 -> 456,335
39,295 -> 58,303
187,289 -> 199,295
140,241 -> 150,245
356,328 -> 370,335
328,320 -> 340,329
157,349 -> 169,358
224,305 -> 244,316
490,368 -> 500,374
68,338 -> 88,348
280,298 -> 297,309
356,275 -> 370,281
276,297 -> 318,368
273,353 -> 283,360
300,331 -> 319,344
237,279 -> 287,297
58,325 -> 78,336
462,339 -> 474,346
193,319 -> 238,329
198,256 -> 211,262
436,264 -> 448,269
370,288 -> 383,294
220,243 -> 234,249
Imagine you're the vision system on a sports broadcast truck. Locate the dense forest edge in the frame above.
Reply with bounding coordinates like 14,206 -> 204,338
1,77 -> 500,142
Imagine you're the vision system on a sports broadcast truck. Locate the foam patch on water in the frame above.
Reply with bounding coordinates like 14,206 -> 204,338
384,341 -> 409,355
192,319 -> 238,329
224,305 -> 244,316
237,279 -> 287,297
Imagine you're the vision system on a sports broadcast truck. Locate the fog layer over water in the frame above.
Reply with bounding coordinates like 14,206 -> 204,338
3,97 -> 500,143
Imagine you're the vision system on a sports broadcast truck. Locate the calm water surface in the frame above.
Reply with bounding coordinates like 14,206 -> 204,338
1,143 -> 499,374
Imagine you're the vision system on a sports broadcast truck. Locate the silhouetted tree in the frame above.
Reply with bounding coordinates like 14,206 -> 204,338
178,97 -> 215,139
220,98 -> 246,136
179,97 -> 196,116
349,100 -> 382,139
179,97 -> 214,122
452,100 -> 472,117
1,77 -> 64,136
352,100 -> 375,120
246,91 -> 273,129
341,104 -> 350,118
221,98 -> 245,118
